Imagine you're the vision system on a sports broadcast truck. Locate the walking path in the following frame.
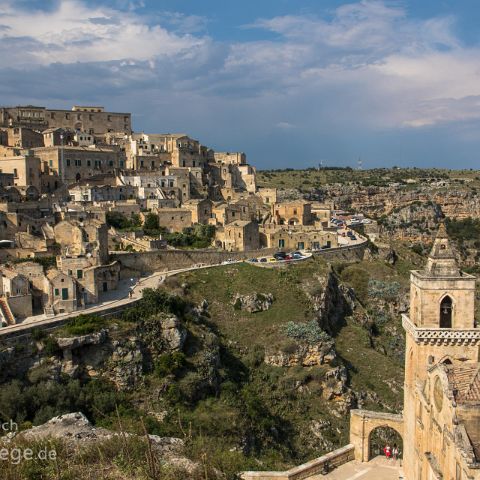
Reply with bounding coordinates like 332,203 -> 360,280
318,457 -> 403,480
0,262 -> 235,338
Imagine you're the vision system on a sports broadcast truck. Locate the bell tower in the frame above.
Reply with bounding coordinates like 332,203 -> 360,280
402,224 -> 480,479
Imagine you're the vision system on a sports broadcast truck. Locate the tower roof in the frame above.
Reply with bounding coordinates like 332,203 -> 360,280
424,223 -> 460,277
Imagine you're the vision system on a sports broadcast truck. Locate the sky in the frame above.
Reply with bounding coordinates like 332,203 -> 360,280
1,1 -> 480,170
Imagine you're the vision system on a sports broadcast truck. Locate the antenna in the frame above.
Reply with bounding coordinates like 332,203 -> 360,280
357,157 -> 363,170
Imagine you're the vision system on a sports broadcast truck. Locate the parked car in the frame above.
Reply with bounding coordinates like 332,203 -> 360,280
268,257 -> 277,262
292,253 -> 303,259
273,252 -> 287,260
259,257 -> 267,263
249,258 -> 259,263
350,235 -> 357,240
321,245 -> 331,249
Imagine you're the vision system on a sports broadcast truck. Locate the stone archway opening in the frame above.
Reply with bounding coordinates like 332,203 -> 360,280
368,426 -> 403,461
350,409 -> 404,462
440,295 -> 453,328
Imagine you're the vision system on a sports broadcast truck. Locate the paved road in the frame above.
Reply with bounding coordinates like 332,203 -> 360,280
0,236 -> 367,338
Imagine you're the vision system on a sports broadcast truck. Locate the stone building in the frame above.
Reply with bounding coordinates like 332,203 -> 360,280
155,208 -> 192,232
402,224 -> 480,479
34,145 -> 125,184
45,269 -> 78,314
215,220 -> 260,251
0,127 -> 44,149
0,105 -> 131,136
260,225 -> 338,251
349,225 -> 480,479
272,201 -> 314,226
183,198 -> 213,224
53,219 -> 109,264
212,152 -> 246,165
0,152 -> 42,189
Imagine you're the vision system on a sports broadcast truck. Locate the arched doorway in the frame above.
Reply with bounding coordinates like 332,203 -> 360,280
440,296 -> 453,328
368,426 -> 403,461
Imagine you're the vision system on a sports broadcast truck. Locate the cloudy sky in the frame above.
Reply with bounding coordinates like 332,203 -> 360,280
1,0 -> 480,169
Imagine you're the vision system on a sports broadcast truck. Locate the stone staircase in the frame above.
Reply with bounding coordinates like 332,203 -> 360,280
0,297 -> 16,325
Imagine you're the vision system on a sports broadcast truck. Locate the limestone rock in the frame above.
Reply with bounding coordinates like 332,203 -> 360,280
161,315 -> 187,351
265,341 -> 336,367
57,330 -> 108,350
322,366 -> 348,400
233,293 -> 274,313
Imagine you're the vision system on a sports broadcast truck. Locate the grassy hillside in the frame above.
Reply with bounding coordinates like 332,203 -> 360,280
257,167 -> 480,191
1,252 -> 425,479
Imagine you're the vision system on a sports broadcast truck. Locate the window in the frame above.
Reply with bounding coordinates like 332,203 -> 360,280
440,296 -> 453,328
87,160 -> 91,167
13,168 -> 18,177
54,288 -> 59,296
66,159 -> 71,166
65,113 -> 70,120
49,160 -> 53,167
77,270 -> 83,279
61,288 -> 69,300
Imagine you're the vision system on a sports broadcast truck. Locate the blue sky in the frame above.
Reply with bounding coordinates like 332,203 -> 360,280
1,1 -> 480,169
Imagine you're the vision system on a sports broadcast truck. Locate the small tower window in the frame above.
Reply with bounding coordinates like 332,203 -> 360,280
440,296 -> 452,328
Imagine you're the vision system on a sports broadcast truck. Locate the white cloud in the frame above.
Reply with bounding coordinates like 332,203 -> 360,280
1,0 -> 480,147
0,0 -> 206,65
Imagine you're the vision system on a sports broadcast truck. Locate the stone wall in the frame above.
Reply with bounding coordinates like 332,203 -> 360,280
241,444 -> 355,480
113,242 -> 366,278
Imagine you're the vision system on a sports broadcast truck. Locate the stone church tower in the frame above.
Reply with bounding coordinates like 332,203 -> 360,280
403,224 -> 480,479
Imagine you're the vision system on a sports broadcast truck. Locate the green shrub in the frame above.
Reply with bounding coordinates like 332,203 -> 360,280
368,279 -> 401,300
155,352 -> 187,378
63,314 -> 106,336
282,320 -> 330,344
43,336 -> 61,357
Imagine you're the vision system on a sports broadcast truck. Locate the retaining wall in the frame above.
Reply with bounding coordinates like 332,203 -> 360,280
113,242 -> 366,278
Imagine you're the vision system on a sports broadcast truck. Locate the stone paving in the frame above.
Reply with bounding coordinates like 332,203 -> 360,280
314,457 -> 403,480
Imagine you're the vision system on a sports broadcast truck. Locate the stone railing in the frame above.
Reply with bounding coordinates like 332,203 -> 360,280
241,444 -> 355,480
402,315 -> 480,346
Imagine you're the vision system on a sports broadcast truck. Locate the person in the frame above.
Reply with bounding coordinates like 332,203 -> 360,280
383,444 -> 391,460
129,288 -> 133,299
392,444 -> 399,462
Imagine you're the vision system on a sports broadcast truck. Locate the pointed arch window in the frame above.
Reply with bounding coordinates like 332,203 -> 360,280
440,296 -> 453,328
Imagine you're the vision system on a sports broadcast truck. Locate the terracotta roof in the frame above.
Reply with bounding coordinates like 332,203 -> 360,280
447,364 -> 480,403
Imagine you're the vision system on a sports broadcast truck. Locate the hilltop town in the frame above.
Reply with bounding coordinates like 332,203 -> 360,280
0,105 -> 339,326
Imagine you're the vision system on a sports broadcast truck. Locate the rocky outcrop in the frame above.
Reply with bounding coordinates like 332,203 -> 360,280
308,271 -> 352,335
10,412 -> 200,474
233,293 -> 274,313
137,312 -> 187,355
265,341 -> 335,367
